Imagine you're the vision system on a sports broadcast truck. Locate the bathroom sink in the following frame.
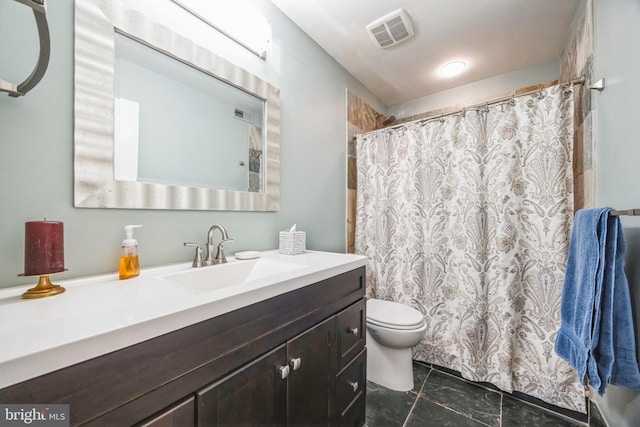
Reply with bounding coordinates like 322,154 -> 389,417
158,258 -> 307,293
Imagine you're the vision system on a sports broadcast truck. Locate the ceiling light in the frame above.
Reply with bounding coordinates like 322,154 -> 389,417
439,61 -> 467,77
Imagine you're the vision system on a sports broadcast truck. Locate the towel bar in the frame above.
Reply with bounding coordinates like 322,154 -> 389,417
0,0 -> 50,97
609,209 -> 640,216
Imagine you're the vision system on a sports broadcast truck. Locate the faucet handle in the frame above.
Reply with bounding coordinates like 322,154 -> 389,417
183,242 -> 204,268
214,238 -> 234,264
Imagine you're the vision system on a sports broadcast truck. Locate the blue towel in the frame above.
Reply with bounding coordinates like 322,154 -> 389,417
555,208 -> 609,389
555,208 -> 640,394
593,215 -> 640,393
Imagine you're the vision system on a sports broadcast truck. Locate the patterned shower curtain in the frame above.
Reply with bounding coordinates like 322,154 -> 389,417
355,84 -> 586,412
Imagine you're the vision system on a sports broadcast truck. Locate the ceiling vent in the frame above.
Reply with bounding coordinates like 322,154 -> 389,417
366,9 -> 414,48
234,108 -> 254,124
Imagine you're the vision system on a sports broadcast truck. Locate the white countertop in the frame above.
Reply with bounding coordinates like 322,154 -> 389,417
0,250 -> 367,389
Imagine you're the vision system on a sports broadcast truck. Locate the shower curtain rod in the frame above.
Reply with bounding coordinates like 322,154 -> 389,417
375,78 -> 585,133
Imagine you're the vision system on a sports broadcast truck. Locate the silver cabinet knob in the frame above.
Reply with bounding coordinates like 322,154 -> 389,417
348,327 -> 359,335
290,357 -> 302,371
348,381 -> 359,392
278,365 -> 290,379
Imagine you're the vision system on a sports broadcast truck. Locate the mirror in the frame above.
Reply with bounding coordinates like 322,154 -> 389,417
74,0 -> 280,210
114,33 -> 265,192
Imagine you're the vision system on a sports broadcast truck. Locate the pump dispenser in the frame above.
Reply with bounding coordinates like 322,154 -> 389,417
119,224 -> 142,280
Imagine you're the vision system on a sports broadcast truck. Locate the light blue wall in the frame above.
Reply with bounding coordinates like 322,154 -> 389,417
115,56 -> 252,190
0,0 -> 384,288
388,60 -> 561,119
592,0 -> 640,425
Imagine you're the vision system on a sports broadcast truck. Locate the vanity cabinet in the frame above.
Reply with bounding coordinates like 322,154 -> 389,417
185,301 -> 364,427
197,316 -> 336,426
0,266 -> 366,427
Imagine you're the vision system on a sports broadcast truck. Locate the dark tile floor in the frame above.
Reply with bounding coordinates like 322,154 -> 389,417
365,361 -> 607,427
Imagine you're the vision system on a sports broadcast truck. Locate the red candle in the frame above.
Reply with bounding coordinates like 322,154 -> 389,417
24,220 -> 65,276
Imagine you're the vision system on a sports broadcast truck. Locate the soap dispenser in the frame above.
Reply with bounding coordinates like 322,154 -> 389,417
119,224 -> 142,280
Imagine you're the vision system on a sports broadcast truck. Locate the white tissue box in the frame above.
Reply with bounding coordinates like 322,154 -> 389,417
279,231 -> 306,255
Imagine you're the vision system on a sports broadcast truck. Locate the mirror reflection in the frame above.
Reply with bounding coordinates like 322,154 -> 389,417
73,0 -> 280,211
114,33 -> 265,192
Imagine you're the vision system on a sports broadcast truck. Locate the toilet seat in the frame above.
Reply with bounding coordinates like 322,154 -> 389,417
367,318 -> 424,330
367,299 -> 425,330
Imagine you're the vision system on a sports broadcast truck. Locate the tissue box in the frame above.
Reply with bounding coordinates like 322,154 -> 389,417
279,231 -> 306,255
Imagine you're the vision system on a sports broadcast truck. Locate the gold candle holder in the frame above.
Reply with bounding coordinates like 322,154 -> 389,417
18,270 -> 67,299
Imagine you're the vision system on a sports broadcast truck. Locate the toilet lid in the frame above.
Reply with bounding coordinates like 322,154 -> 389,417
367,298 -> 425,329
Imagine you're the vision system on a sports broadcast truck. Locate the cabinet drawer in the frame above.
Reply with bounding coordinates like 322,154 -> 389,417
336,299 -> 365,370
336,348 -> 366,418
339,393 -> 365,427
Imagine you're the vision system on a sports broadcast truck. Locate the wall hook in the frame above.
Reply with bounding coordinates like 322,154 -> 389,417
0,0 -> 50,97
589,78 -> 606,92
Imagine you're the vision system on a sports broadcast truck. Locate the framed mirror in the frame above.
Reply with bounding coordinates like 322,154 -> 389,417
74,0 -> 280,210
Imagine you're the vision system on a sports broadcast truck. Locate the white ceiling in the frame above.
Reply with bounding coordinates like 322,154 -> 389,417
270,0 -> 583,106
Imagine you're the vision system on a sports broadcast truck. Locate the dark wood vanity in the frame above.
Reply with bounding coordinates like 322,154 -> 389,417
0,267 -> 366,426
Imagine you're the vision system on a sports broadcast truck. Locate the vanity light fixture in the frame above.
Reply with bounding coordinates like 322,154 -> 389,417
171,0 -> 271,59
439,61 -> 467,78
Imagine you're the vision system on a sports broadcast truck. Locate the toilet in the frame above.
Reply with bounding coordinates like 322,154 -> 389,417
366,298 -> 427,391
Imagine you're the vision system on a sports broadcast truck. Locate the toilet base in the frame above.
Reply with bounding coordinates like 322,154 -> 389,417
366,329 -> 414,391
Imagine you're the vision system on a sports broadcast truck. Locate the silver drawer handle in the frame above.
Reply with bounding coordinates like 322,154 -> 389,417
278,365 -> 290,379
348,381 -> 359,392
290,357 -> 302,371
348,327 -> 358,335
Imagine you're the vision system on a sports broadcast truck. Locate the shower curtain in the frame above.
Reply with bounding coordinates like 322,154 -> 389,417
355,84 -> 586,412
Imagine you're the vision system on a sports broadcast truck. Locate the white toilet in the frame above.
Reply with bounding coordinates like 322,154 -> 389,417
366,298 -> 427,391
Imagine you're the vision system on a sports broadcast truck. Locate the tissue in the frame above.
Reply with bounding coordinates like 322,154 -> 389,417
279,224 -> 306,255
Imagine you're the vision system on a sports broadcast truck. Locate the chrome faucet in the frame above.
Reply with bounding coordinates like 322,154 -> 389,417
204,224 -> 234,265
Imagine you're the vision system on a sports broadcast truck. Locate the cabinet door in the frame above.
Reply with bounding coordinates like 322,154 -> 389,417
197,345 -> 287,427
287,316 -> 336,426
138,396 -> 195,427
